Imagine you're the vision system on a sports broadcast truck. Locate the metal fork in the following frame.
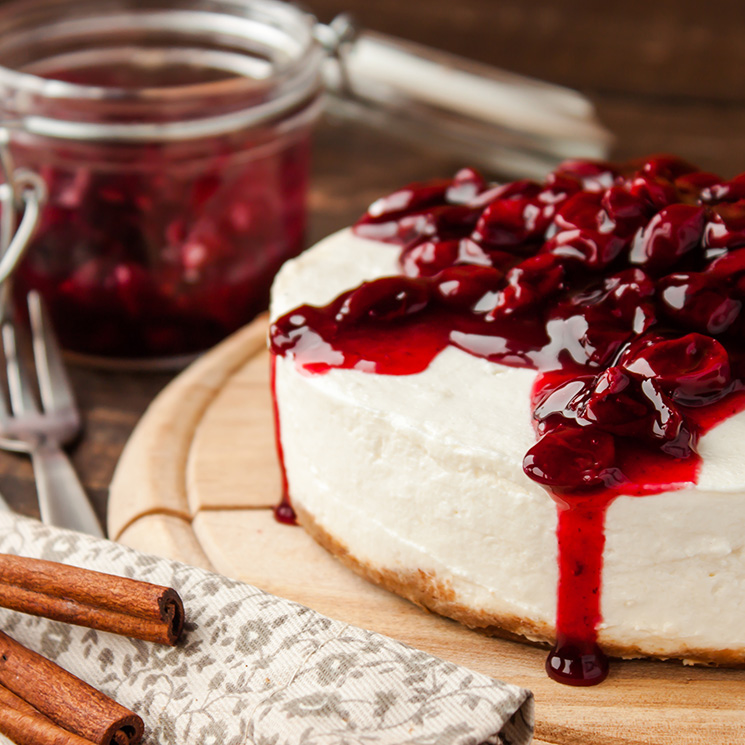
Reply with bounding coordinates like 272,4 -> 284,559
0,291 -> 103,536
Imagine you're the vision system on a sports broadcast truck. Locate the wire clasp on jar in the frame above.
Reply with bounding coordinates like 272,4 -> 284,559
0,126 -> 47,296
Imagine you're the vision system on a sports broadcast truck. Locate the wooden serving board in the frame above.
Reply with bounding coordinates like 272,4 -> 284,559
109,316 -> 745,745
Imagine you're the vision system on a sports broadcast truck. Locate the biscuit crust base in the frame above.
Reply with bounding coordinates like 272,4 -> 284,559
294,503 -> 745,668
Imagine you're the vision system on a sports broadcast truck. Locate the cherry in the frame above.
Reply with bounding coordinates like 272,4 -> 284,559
18,135 -> 312,358
523,427 -> 616,490
433,265 -> 503,310
484,179 -> 542,202
400,237 -> 500,278
706,248 -> 745,279
674,171 -> 720,202
703,200 -> 745,250
532,375 -> 595,433
472,194 -> 551,249
600,186 -> 650,236
335,277 -> 430,324
700,174 -> 745,204
543,229 -> 627,270
457,237 -> 499,268
599,269 -> 656,329
364,179 -> 451,221
636,154 -> 698,181
629,204 -> 706,274
627,174 -> 678,210
552,191 -> 605,232
445,167 -> 488,204
535,174 -> 582,214
400,240 -> 460,277
621,333 -> 731,406
579,367 -> 689,451
490,254 -> 564,316
553,159 -> 618,191
543,191 -> 633,269
358,205 -> 480,247
658,272 -> 742,335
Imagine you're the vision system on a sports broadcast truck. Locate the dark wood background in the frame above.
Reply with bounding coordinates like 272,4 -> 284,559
3,0 -> 745,527
309,0 -> 745,174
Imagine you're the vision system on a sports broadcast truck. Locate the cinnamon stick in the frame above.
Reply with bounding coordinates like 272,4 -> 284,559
0,555 -> 183,645
0,629 -> 143,745
0,683 -> 96,745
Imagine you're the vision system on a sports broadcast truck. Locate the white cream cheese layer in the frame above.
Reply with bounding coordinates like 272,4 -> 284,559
271,228 -> 745,655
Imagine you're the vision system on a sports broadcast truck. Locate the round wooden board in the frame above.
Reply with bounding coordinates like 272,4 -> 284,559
109,315 -> 745,745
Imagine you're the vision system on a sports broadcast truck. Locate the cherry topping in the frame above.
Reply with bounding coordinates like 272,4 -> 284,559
433,265 -> 503,311
703,200 -> 745,250
579,368 -> 691,455
336,277 -> 430,324
658,272 -> 742,335
523,428 -> 616,491
700,174 -> 745,204
637,154 -> 698,181
473,193 -> 549,249
365,180 -> 451,221
446,167 -> 488,204
272,157 -> 745,686
674,171 -> 721,202
553,159 -> 617,191
621,333 -> 731,406
628,174 -> 678,210
600,186 -> 650,236
629,204 -> 706,274
490,254 -> 564,317
706,247 -> 745,279
401,240 -> 461,277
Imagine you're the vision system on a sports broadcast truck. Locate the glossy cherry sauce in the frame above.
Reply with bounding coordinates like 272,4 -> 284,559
13,62 -> 310,359
270,157 -> 745,685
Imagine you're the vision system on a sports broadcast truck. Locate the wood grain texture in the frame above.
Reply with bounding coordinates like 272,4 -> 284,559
107,319 -> 268,538
117,514 -> 214,573
109,317 -> 745,745
187,346 -> 279,511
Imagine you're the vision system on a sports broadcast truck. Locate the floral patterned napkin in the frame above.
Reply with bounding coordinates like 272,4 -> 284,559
0,514 -> 533,745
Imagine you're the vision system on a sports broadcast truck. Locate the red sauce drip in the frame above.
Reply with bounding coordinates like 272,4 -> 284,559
270,354 -> 297,525
549,495 -> 611,685
270,158 -> 745,683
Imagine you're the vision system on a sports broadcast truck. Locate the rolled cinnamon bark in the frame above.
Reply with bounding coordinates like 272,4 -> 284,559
0,630 -> 143,745
0,684 -> 97,745
0,554 -> 183,645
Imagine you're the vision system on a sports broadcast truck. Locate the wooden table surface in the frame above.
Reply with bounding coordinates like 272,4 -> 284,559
2,0 -> 744,528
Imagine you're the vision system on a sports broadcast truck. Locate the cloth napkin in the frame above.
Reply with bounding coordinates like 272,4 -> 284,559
0,513 -> 533,745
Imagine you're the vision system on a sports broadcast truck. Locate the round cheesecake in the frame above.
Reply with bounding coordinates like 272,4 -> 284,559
269,159 -> 745,679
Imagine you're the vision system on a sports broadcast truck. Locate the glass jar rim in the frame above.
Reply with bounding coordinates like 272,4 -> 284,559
0,0 -> 325,141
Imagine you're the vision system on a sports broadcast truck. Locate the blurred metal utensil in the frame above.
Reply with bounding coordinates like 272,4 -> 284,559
0,132 -> 102,536
0,291 -> 103,536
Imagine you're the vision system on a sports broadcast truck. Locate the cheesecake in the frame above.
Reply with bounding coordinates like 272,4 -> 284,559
269,159 -> 745,684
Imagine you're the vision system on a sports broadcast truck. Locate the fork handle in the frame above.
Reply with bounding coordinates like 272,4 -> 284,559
30,443 -> 104,537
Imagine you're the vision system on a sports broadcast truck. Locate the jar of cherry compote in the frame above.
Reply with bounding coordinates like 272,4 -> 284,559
0,0 -> 323,366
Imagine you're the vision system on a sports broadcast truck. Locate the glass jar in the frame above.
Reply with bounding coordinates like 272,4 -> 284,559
0,0 -> 323,366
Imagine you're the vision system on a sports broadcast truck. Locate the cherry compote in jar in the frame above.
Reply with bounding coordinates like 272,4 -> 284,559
0,0 -> 323,366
